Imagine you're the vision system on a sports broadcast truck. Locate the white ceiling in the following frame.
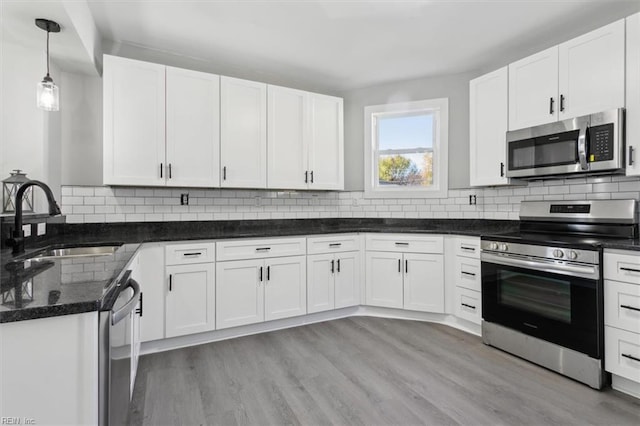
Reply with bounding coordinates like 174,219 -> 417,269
3,1 -> 640,93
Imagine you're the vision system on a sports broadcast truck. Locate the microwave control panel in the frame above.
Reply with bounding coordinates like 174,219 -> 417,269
588,123 -> 614,162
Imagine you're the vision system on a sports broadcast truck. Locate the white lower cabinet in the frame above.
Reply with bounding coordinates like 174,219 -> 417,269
216,256 -> 306,329
165,262 -> 216,337
308,251 -> 360,313
365,246 -> 444,313
137,244 -> 166,342
454,286 -> 482,324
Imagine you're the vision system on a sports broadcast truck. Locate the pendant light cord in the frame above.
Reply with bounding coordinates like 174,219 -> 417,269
46,28 -> 50,77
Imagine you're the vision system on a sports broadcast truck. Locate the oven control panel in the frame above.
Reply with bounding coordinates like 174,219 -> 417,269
481,240 -> 598,265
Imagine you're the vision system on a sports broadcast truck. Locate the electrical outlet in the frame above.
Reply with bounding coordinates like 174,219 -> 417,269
180,193 -> 189,205
255,196 -> 261,207
22,224 -> 32,237
469,195 -> 477,205
37,222 -> 46,236
352,198 -> 359,207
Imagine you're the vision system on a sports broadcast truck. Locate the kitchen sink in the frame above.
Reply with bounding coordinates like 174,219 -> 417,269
27,244 -> 122,261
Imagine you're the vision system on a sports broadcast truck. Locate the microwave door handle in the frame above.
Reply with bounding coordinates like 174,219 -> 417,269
578,124 -> 589,171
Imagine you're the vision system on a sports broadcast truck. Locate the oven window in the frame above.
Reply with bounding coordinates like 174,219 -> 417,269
498,270 -> 571,323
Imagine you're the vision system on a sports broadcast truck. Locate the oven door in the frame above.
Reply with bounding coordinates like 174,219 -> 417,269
481,252 -> 602,358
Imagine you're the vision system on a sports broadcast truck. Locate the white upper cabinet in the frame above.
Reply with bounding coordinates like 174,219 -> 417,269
220,76 -> 268,188
508,46 -> 559,130
626,13 -> 640,177
103,55 -> 166,186
267,85 -> 309,189
470,67 -> 510,186
558,19 -> 625,120
308,94 -> 344,190
267,88 -> 344,190
508,19 -> 626,131
166,67 -> 220,187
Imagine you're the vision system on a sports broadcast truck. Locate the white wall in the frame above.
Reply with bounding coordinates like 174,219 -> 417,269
0,39 -> 62,211
341,71 -> 478,191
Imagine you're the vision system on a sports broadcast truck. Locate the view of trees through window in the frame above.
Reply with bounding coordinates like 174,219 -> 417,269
376,113 -> 434,187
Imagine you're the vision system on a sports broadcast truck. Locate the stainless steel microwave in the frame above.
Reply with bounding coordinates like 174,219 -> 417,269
506,108 -> 625,179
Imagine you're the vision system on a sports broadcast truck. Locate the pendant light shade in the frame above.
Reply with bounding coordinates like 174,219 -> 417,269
35,19 -> 61,111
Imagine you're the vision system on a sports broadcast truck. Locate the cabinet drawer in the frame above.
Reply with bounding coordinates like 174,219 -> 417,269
216,237 -> 306,261
454,286 -> 482,325
165,242 -> 215,266
307,234 -> 361,255
605,326 -> 640,383
454,256 -> 481,292
604,251 -> 640,284
605,280 -> 640,333
454,237 -> 481,259
365,234 -> 443,254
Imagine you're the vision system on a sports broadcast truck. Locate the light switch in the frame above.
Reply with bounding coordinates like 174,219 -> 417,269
37,222 -> 46,236
22,224 -> 32,237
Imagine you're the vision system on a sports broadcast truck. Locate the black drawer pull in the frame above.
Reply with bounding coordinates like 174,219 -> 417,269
183,252 -> 202,257
461,303 -> 476,310
622,353 -> 640,363
395,242 -> 409,246
256,247 -> 271,252
461,271 -> 476,277
621,304 -> 640,312
460,246 -> 476,252
620,267 -> 640,273
329,243 -> 342,247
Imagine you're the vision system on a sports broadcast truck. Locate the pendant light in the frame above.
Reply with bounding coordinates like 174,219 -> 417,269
35,18 -> 61,111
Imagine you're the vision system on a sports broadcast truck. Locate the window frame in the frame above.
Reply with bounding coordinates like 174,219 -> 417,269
364,98 -> 449,199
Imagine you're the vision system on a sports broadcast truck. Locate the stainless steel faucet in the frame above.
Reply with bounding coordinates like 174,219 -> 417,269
6,180 -> 61,255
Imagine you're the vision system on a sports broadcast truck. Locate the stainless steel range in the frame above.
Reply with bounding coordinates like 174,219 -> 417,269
481,199 -> 638,389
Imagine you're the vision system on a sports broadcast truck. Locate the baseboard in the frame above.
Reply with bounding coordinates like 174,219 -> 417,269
611,374 -> 640,399
140,306 -> 481,356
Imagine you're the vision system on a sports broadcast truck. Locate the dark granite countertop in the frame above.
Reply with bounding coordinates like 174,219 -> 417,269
3,217 -> 639,324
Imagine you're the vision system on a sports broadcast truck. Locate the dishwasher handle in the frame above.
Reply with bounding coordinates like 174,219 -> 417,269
112,278 -> 141,325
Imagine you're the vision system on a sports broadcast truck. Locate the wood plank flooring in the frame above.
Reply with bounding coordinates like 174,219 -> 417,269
128,317 -> 640,425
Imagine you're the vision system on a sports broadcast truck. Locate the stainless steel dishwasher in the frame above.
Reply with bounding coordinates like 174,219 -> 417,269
99,270 -> 142,426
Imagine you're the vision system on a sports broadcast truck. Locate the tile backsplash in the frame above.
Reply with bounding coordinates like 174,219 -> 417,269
61,175 -> 640,224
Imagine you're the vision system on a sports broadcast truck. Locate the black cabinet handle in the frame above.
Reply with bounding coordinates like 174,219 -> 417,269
398,259 -> 401,273
267,266 -> 270,281
169,274 -> 172,291
620,267 -> 640,273
500,162 -> 505,177
160,163 -> 163,178
549,97 -> 554,115
256,247 -> 271,252
461,271 -> 476,277
629,146 -> 635,166
136,292 -> 143,317
183,252 -> 202,257
405,259 -> 408,274
560,94 -> 565,112
621,304 -> 640,312
460,246 -> 476,252
337,259 -> 341,272
622,353 -> 640,363
310,171 -> 314,183
329,243 -> 342,247
168,163 -> 172,179
395,242 -> 409,246
331,260 -> 335,274
259,266 -> 263,282
223,166 -> 227,181
461,303 -> 476,310
305,171 -> 308,183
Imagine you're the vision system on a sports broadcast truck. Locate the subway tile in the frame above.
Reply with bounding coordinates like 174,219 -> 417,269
73,187 -> 94,196
84,196 -> 105,205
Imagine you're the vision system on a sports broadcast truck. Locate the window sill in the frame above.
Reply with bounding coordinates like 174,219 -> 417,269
363,188 -> 449,199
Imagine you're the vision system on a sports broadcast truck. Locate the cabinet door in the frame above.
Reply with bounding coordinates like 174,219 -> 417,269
365,252 -> 403,308
508,46 -> 559,130
470,67 -> 510,186
335,251 -> 360,309
165,263 -> 216,338
216,259 -> 264,329
137,245 -> 165,342
558,19 -> 625,120
265,256 -> 307,321
103,55 -> 166,186
220,76 -> 267,188
626,13 -> 640,177
267,85 -> 309,190
166,67 -> 220,187
308,94 -> 344,190
403,253 -> 444,313
307,253 -> 335,314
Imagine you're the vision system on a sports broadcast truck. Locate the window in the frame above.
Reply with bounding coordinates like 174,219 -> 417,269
364,98 -> 448,198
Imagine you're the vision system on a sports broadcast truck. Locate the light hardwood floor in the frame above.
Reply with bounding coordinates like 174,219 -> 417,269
128,317 -> 640,425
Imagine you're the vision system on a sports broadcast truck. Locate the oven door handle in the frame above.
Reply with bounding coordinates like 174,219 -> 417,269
482,252 -> 599,280
112,278 -> 141,325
